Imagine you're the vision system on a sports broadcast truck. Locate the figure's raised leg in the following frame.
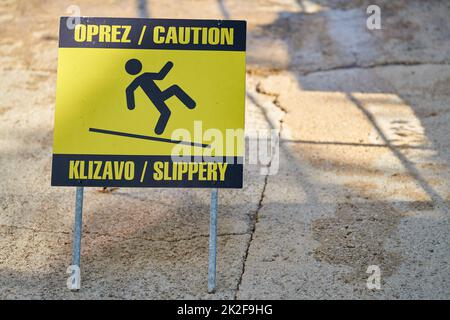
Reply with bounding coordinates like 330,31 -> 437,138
161,85 -> 196,109
153,103 -> 171,135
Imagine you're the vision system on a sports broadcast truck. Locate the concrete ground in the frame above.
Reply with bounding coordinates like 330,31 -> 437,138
0,0 -> 449,299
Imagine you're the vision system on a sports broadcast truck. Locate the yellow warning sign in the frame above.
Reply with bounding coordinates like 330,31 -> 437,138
52,17 -> 246,188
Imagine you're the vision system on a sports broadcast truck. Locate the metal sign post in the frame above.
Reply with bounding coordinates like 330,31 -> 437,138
208,188 -> 218,293
68,186 -> 84,291
67,187 -> 219,293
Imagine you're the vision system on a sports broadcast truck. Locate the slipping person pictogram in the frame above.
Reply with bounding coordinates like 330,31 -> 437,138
125,59 -> 196,135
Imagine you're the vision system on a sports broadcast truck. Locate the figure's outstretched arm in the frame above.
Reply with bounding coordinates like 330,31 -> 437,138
155,61 -> 174,80
126,78 -> 140,110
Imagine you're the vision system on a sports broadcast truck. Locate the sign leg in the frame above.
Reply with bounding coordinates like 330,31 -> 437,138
68,186 -> 84,291
208,188 -> 218,293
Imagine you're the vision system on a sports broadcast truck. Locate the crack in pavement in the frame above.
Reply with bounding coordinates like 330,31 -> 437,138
235,87 -> 287,299
248,61 -> 450,78
301,61 -> 450,76
0,223 -> 249,244
235,170 -> 269,299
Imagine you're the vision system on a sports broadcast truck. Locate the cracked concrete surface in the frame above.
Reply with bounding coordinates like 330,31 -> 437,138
1,0 -> 450,299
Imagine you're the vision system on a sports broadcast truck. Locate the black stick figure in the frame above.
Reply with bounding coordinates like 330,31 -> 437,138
125,59 -> 196,135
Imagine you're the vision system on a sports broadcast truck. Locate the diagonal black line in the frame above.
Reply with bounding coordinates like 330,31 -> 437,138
89,128 -> 210,148
347,93 -> 447,207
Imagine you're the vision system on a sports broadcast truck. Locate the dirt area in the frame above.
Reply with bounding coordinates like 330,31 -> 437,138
0,0 -> 449,299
